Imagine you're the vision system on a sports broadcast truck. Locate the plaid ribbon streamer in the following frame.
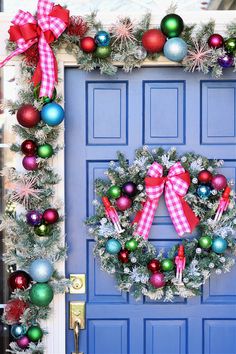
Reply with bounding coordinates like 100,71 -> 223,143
0,0 -> 69,98
135,162 -> 198,239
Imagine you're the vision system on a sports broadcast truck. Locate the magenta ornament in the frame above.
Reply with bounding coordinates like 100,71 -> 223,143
22,156 -> 38,171
149,272 -> 165,288
208,33 -> 224,49
16,335 -> 30,349
218,54 -> 234,68
211,174 -> 227,191
116,195 -> 132,211
122,181 -> 137,197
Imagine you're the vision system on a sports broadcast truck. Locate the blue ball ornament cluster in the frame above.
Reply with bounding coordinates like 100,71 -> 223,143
95,31 -> 111,47
163,37 -> 187,62
212,237 -> 228,254
41,102 -> 65,126
29,259 -> 54,283
105,239 -> 121,255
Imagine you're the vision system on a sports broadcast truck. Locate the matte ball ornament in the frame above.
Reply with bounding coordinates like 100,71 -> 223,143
95,30 -> 111,47
198,170 -> 213,184
147,259 -> 161,273
33,84 -> 57,104
197,184 -> 211,199
161,259 -> 174,271
16,336 -> 30,349
118,249 -> 129,263
22,156 -> 38,171
34,224 -> 51,237
108,185 -> 122,199
122,182 -> 137,197
116,195 -> 132,211
4,299 -> 28,324
43,208 -> 59,224
142,29 -> 166,53
208,33 -> 224,49
29,259 -> 54,283
218,54 -> 234,68
160,14 -> 184,38
37,144 -> 54,159
212,237 -> 228,254
17,105 -> 41,128
149,272 -> 165,288
21,140 -> 37,156
164,37 -> 187,62
8,270 -> 32,291
26,210 -> 42,226
41,103 -> 64,126
80,36 -> 96,53
105,239 -> 122,255
199,235 -> 213,249
224,38 -> 236,54
211,174 -> 227,191
94,46 -> 111,59
29,283 -> 54,307
11,324 -> 27,340
27,325 -> 43,342
125,238 -> 138,252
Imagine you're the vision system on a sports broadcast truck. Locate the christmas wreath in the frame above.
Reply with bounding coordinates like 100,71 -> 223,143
87,147 -> 236,301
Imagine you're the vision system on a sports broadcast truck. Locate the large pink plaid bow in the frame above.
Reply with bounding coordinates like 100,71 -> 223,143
134,162 -> 199,238
0,0 -> 69,98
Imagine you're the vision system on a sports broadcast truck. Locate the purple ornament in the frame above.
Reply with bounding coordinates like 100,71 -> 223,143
218,54 -> 234,68
116,195 -> 132,211
211,174 -> 227,191
26,210 -> 42,226
122,181 -> 137,197
16,335 -> 30,349
149,272 -> 165,288
22,156 -> 38,171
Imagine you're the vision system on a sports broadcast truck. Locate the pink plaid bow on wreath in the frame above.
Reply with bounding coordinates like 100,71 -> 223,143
0,0 -> 69,98
134,162 -> 199,239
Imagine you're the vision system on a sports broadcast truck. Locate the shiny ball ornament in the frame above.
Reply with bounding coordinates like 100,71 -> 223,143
133,46 -> 147,60
27,325 -> 43,342
94,46 -> 111,59
208,33 -> 224,49
212,237 -> 228,254
122,182 -> 137,197
11,324 -> 27,339
8,270 -> 32,291
149,272 -> 165,288
22,156 -> 38,171
142,29 -> 166,53
80,36 -> 96,53
199,235 -> 212,249
218,54 -> 234,68
43,208 -> 59,224
147,259 -> 161,273
29,283 -> 54,307
41,103 -> 64,126
116,195 -> 132,211
29,259 -> 54,283
26,210 -> 42,226
17,105 -> 40,128
21,140 -> 37,156
164,37 -> 187,62
37,144 -> 54,159
95,30 -> 111,47
161,259 -> 174,271
108,185 -> 121,199
224,38 -> 236,54
105,239 -> 122,255
34,84 -> 57,103
118,249 -> 129,263
16,336 -> 30,349
34,224 -> 51,237
197,184 -> 211,199
211,174 -> 227,191
125,238 -> 138,252
198,170 -> 213,184
160,14 -> 184,38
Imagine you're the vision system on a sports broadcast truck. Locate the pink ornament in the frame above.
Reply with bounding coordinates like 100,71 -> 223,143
208,34 -> 224,49
116,195 -> 132,211
16,335 -> 30,349
211,174 -> 227,191
22,156 -> 38,171
149,272 -> 165,288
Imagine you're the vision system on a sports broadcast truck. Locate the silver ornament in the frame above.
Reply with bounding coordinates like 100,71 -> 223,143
209,263 -> 215,269
196,247 -> 202,254
133,46 -> 147,60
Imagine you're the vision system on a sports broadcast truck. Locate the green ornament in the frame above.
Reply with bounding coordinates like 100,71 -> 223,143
94,46 -> 111,59
37,144 -> 54,159
224,38 -> 236,54
125,238 -> 138,252
27,325 -> 43,342
108,186 -> 121,199
161,258 -> 174,271
199,235 -> 212,249
161,14 -> 184,38
29,283 -> 54,307
33,84 -> 57,104
34,224 -> 51,237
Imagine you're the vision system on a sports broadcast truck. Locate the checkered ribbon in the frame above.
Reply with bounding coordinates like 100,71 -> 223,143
134,162 -> 199,239
0,0 -> 69,98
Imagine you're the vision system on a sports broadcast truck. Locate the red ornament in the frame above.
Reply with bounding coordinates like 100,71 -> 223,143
118,249 -> 129,263
8,270 -> 32,291
198,170 -> 213,184
208,34 -> 224,49
43,208 -> 59,224
17,105 -> 41,128
67,16 -> 88,37
147,259 -> 161,273
80,37 -> 96,53
142,29 -> 166,53
4,299 -> 28,324
21,140 -> 37,156
24,43 -> 39,67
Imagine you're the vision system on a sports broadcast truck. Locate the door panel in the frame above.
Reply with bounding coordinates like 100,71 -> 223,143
65,67 -> 236,354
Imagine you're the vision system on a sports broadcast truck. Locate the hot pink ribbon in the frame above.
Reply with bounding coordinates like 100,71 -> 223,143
0,0 -> 69,98
134,162 -> 199,238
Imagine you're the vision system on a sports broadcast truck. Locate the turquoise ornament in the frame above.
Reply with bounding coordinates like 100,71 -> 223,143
95,30 -> 110,47
212,237 -> 227,254
29,259 -> 54,283
105,239 -> 121,255
41,103 -> 64,126
11,324 -> 27,339
164,38 -> 187,62
197,185 -> 211,199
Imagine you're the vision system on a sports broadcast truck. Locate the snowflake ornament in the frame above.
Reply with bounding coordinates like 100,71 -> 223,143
183,40 -> 212,73
6,175 -> 41,207
110,17 -> 137,49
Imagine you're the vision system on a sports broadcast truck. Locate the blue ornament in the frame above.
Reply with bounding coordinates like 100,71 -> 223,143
212,237 -> 228,254
105,239 -> 121,255
197,184 -> 211,199
41,102 -> 64,126
26,210 -> 42,226
95,31 -> 111,47
29,259 -> 54,283
163,37 -> 187,62
11,324 -> 27,339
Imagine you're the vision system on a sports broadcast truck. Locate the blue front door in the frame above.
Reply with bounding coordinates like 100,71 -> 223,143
65,67 -> 236,354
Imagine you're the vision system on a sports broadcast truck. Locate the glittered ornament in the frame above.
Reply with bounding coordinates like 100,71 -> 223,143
4,299 -> 28,324
142,29 -> 166,53
29,259 -> 54,283
94,46 -> 111,59
37,144 -> 54,159
29,283 -> 54,307
24,43 -> 39,67
116,195 -> 132,211
122,182 -> 137,197
197,184 -> 211,199
26,210 -> 42,226
147,259 -> 161,273
161,259 -> 174,271
41,103 -> 64,126
218,54 -> 234,68
208,34 -> 224,49
27,325 -> 43,342
16,336 -> 30,349
118,249 -> 129,263
80,36 -> 96,53
11,324 -> 27,340
33,84 -> 57,104
108,185 -> 121,199
212,237 -> 227,254
133,46 -> 147,60
105,239 -> 122,254
164,37 -> 187,62
67,16 -> 88,37
34,224 -> 51,237
17,105 -> 41,128
224,38 -> 236,54
43,208 -> 59,224
198,170 -> 212,184
8,270 -> 32,291
125,238 -> 138,251
211,174 -> 227,191
199,235 -> 212,249
161,14 -> 184,38
95,30 -> 111,47
22,156 -> 38,171
21,140 -> 37,156
149,272 -> 165,288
